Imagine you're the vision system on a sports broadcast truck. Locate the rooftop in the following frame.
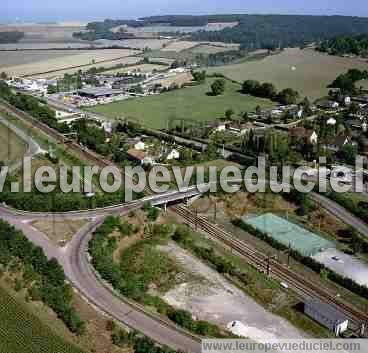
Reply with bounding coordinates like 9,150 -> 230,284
77,87 -> 124,97
305,299 -> 348,323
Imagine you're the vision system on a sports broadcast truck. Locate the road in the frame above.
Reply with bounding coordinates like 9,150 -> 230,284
2,99 -> 368,348
0,210 -> 201,353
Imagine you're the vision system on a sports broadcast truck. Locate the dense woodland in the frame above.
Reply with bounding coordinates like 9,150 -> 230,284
316,34 -> 368,56
79,15 -> 368,52
190,15 -> 368,50
0,31 -> 24,44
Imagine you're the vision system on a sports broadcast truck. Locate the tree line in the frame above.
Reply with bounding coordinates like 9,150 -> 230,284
0,31 -> 24,44
190,15 -> 368,51
329,68 -> 368,95
317,34 -> 368,57
89,215 -> 228,338
0,219 -> 85,334
242,79 -> 300,105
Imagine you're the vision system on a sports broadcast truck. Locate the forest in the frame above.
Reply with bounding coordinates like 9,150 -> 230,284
190,15 -> 368,50
316,34 -> 368,56
78,15 -> 368,52
0,31 -> 24,44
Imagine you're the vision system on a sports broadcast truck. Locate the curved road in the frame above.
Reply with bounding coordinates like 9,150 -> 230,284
1,213 -> 201,353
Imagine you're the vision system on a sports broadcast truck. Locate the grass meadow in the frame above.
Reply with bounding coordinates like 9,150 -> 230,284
207,48 -> 368,100
86,78 -> 274,129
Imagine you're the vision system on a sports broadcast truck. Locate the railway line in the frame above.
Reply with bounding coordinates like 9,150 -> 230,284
172,204 -> 368,331
2,99 -> 368,338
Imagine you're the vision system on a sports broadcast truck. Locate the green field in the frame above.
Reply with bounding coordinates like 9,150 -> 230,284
207,48 -> 368,100
0,123 -> 27,163
0,286 -> 83,353
86,78 -> 274,129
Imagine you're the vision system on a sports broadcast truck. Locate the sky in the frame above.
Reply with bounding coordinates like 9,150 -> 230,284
1,0 -> 368,23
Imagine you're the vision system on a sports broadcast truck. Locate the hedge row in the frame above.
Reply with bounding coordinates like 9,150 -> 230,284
0,219 -> 85,334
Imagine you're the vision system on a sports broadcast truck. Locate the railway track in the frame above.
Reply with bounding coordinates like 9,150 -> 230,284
172,204 -> 368,328
3,100 -> 368,333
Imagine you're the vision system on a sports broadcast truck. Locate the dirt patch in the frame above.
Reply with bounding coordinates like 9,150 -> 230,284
72,294 -> 132,353
31,219 -> 89,246
160,242 -> 304,340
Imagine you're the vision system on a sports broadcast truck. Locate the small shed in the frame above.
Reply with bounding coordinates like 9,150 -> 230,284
304,299 -> 349,336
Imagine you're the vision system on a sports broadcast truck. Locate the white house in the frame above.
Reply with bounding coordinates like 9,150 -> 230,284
344,96 -> 351,106
166,148 -> 180,160
309,131 -> 318,144
134,141 -> 146,151
332,101 -> 340,108
327,117 -> 337,125
297,108 -> 303,118
212,122 -> 227,133
102,121 -> 113,134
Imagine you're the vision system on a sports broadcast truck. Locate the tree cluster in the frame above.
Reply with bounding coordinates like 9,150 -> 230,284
329,68 -> 368,95
317,34 -> 368,56
242,79 -> 300,104
0,31 -> 24,43
0,220 -> 85,334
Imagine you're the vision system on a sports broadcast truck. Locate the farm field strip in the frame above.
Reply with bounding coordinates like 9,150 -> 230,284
207,48 -> 368,100
1,49 -> 141,77
0,286 -> 83,353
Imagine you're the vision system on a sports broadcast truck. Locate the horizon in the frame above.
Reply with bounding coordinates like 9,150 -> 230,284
1,0 -> 368,23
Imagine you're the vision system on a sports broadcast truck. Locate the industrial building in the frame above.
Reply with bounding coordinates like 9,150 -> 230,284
77,87 -> 124,99
304,299 -> 349,336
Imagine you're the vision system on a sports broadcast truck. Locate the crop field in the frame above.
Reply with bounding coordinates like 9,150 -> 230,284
0,286 -> 83,353
357,79 -> 368,90
0,122 -> 27,163
0,23 -> 86,44
103,63 -> 167,74
207,48 -> 368,100
188,44 -> 238,54
161,40 -> 202,52
124,22 -> 238,35
0,50 -> 89,68
0,49 -> 141,77
0,42 -> 101,50
150,72 -> 194,88
87,78 -> 274,129
99,38 -> 172,50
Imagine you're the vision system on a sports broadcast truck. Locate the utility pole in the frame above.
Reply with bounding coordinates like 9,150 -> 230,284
287,241 -> 291,267
195,208 -> 198,231
267,255 -> 271,276
360,322 -> 366,337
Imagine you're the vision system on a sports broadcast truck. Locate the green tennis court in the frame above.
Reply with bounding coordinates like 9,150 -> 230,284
243,213 -> 335,256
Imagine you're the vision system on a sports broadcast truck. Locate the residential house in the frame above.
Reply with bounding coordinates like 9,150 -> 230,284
317,100 -> 340,109
289,127 -> 318,145
226,122 -> 255,136
209,120 -> 228,133
327,117 -> 337,126
344,96 -> 351,106
322,136 -> 356,152
134,141 -> 146,151
127,148 -> 156,166
166,148 -> 180,160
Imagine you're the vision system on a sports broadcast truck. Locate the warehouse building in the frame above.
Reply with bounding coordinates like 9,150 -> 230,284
77,87 -> 124,99
304,299 -> 349,336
